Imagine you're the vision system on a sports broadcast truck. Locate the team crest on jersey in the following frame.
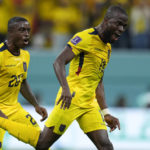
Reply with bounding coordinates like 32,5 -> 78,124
59,124 -> 66,132
71,36 -> 82,45
23,62 -> 27,72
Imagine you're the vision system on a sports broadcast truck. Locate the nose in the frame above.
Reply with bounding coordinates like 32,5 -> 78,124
25,30 -> 29,37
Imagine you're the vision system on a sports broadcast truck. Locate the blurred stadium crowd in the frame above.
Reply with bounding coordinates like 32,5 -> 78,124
0,0 -> 150,50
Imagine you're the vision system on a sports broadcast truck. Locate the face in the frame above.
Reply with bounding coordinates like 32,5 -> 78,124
10,21 -> 31,48
103,12 -> 128,43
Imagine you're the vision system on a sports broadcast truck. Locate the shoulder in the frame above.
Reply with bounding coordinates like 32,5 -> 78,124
21,49 -> 30,57
0,42 -> 7,52
74,28 -> 95,39
0,43 -> 7,59
67,28 -> 97,55
107,43 -> 111,51
69,28 -> 95,46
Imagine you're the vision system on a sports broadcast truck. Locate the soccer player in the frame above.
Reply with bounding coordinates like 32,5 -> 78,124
0,5 -> 128,150
0,17 -> 48,149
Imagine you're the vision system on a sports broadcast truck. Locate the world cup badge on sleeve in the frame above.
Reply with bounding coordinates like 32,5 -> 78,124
71,36 -> 82,45
23,62 -> 27,72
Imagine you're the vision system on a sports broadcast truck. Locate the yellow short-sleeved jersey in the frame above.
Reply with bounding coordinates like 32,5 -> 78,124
67,28 -> 111,108
0,42 -> 30,107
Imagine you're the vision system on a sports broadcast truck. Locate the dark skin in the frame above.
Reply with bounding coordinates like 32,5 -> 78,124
6,21 -> 31,56
96,81 -> 120,132
20,79 -> 47,121
0,10 -> 128,150
36,10 -> 128,150
55,12 -> 128,110
2,21 -> 48,121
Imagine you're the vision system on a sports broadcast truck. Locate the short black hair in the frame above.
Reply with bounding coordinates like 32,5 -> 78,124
105,5 -> 128,19
8,16 -> 28,32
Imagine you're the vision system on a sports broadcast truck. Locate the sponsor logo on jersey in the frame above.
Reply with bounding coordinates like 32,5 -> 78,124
5,64 -> 16,67
71,36 -> 82,45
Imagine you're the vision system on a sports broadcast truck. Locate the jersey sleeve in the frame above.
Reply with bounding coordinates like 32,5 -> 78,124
67,31 -> 89,55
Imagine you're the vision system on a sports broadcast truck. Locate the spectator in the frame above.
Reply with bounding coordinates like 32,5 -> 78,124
130,0 -> 150,49
115,95 -> 127,107
51,0 -> 82,50
0,0 -> 12,43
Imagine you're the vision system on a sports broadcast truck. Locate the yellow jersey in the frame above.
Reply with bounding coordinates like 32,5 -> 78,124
67,28 -> 111,108
0,42 -> 30,108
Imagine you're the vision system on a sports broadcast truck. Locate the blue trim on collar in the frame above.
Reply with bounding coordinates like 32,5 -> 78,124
0,42 -> 8,52
89,28 -> 99,35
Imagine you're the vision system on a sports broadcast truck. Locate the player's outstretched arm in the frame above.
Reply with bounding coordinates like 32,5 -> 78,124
20,79 -> 48,121
96,80 -> 120,132
53,46 -> 75,110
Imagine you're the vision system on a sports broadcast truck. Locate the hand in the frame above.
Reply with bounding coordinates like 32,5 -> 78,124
35,105 -> 48,122
57,87 -> 72,110
0,110 -> 8,119
104,114 -> 120,132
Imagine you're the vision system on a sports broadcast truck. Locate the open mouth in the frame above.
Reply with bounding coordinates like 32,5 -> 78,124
112,33 -> 121,41
23,39 -> 29,45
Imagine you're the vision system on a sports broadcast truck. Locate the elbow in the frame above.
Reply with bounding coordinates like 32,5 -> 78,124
53,58 -> 62,70
53,58 -> 59,68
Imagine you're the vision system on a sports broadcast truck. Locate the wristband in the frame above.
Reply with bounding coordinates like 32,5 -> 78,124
102,108 -> 110,116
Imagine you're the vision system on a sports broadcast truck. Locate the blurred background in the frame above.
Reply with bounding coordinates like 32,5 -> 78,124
1,0 -> 150,149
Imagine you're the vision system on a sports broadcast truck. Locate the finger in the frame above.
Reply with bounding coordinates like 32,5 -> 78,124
63,97 -> 71,110
40,115 -> 47,121
38,111 -> 44,122
106,124 -> 111,129
41,111 -> 48,121
40,117 -> 44,121
57,96 -> 63,105
113,119 -> 120,130
110,127 -> 115,132
60,99 -> 65,109
44,109 -> 48,118
68,97 -> 72,109
116,120 -> 120,130
63,99 -> 68,110
67,100 -> 71,109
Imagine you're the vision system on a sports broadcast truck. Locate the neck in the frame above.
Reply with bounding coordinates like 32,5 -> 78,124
95,24 -> 108,44
6,40 -> 20,56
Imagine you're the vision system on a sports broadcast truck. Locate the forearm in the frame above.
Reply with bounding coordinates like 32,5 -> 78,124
53,57 -> 69,89
96,81 -> 108,110
53,46 -> 75,90
20,80 -> 38,107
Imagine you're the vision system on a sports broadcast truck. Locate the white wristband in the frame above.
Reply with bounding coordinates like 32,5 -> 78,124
102,108 -> 110,116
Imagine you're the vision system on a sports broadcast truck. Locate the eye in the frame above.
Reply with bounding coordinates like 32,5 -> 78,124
19,28 -> 25,32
